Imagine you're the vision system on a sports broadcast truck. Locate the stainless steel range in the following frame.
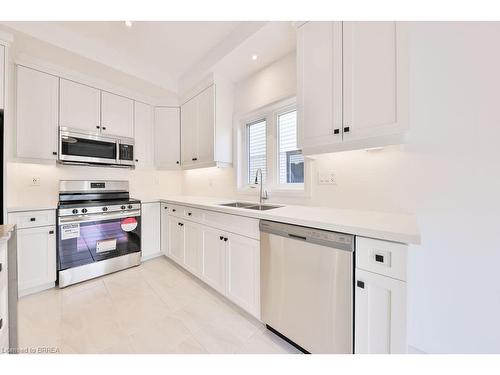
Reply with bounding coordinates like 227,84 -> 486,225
57,180 -> 141,287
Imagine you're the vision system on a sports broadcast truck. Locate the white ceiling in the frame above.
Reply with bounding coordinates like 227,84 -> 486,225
2,21 -> 296,93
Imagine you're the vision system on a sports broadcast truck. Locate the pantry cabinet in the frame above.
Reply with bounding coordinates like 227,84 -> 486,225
59,78 -> 101,133
201,226 -> 227,295
16,66 -> 59,160
141,202 -> 161,260
17,225 -> 56,296
154,107 -> 181,169
101,91 -> 134,138
355,269 -> 407,354
134,102 -> 155,168
297,21 -> 408,155
225,233 -> 260,317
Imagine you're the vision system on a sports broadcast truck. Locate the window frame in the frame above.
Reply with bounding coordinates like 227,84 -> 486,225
236,97 -> 311,197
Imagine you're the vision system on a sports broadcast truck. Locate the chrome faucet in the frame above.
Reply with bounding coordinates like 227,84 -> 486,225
254,168 -> 268,205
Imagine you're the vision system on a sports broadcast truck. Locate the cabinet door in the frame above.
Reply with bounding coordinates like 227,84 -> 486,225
141,202 -> 161,260
196,85 -> 215,164
16,66 -> 59,160
183,221 -> 203,277
169,219 -> 185,265
154,107 -> 181,169
134,102 -> 154,168
59,79 -> 101,133
17,226 -> 56,294
180,97 -> 198,166
343,22 -> 408,141
0,46 -> 4,109
226,233 -> 260,318
355,268 -> 407,354
160,204 -> 170,256
201,226 -> 226,295
101,91 -> 134,138
297,22 -> 343,151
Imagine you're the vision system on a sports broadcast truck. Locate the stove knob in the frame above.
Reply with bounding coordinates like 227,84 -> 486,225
81,208 -> 88,214
72,209 -> 78,214
128,204 -> 133,209
102,207 -> 108,212
121,205 -> 126,210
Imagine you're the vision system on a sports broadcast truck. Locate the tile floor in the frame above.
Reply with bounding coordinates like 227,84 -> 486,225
17,256 -> 301,354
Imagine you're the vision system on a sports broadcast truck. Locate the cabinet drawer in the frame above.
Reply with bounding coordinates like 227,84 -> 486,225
8,210 -> 56,229
203,210 -> 260,240
168,204 -> 184,218
183,207 -> 203,222
356,237 -> 407,281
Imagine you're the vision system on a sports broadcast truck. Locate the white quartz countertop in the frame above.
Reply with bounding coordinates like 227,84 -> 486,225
155,196 -> 421,245
7,205 -> 57,213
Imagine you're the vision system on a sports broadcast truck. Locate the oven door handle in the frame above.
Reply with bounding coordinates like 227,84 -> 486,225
58,210 -> 141,224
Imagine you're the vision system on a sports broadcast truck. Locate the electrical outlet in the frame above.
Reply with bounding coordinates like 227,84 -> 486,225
31,177 -> 41,186
318,172 -> 336,185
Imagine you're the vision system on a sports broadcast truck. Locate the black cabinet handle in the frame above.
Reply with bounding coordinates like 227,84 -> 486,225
176,161 -> 180,164
164,206 -> 168,210
178,222 -> 184,227
0,318 -> 3,330
344,126 -> 350,133
49,230 -> 54,234
172,209 -> 176,212
30,217 -> 36,222
52,151 -> 58,155
0,263 -> 2,272
102,126 -> 107,130
192,157 -> 197,161
223,237 -> 228,242
188,212 -> 192,216
357,280 -> 365,289
333,129 -> 340,135
219,236 -> 224,240
96,125 -> 100,129
135,159 -> 138,162
375,254 -> 384,263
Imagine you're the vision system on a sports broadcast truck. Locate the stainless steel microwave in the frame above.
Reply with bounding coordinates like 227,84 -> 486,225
59,127 -> 134,167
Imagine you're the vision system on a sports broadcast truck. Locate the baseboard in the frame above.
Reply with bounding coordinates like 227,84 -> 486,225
408,345 -> 427,354
19,282 -> 55,298
141,252 -> 164,262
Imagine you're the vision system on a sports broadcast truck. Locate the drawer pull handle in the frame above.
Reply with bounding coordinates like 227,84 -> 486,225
172,209 -> 176,212
30,217 -> 36,222
188,212 -> 192,216
0,263 -> 2,272
220,236 -> 224,240
49,230 -> 54,235
288,233 -> 307,241
357,280 -> 365,289
223,237 -> 228,242
375,254 -> 384,263
0,318 -> 3,330
333,129 -> 340,135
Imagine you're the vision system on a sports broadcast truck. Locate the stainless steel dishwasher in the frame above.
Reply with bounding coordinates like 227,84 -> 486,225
260,220 -> 354,354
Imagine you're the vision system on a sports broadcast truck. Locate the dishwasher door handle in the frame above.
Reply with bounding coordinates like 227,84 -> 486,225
288,233 -> 307,241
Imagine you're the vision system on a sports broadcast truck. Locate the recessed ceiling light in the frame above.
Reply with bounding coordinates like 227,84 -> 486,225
252,54 -> 258,61
125,21 -> 133,27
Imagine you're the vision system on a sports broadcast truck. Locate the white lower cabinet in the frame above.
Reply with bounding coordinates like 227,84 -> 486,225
17,225 -> 56,296
201,226 -> 226,295
355,268 -> 407,354
160,203 -> 170,256
226,233 -> 260,318
141,202 -> 161,260
169,218 -> 185,265
183,221 -> 203,277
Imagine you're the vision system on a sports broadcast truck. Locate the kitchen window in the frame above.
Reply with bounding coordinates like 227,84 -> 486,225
238,98 -> 309,196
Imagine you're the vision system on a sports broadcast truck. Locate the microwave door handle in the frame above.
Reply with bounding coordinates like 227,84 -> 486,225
116,140 -> 120,165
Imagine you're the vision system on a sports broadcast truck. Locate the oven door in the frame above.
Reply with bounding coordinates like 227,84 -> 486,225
57,210 -> 141,271
59,128 -> 119,165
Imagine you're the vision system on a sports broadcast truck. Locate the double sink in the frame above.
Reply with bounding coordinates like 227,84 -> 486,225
219,202 -> 282,211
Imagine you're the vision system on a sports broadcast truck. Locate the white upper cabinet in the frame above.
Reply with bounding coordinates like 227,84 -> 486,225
134,101 -> 154,168
297,21 -> 408,155
101,91 -> 134,138
59,78 -> 101,133
297,21 -> 343,150
343,22 -> 408,142
155,106 -> 181,169
180,78 -> 232,170
16,66 -> 59,160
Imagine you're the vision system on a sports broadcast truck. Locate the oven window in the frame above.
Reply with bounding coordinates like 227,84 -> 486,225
58,216 -> 141,270
61,136 -> 117,160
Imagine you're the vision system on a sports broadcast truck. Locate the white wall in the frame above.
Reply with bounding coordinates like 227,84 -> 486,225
182,23 -> 500,353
